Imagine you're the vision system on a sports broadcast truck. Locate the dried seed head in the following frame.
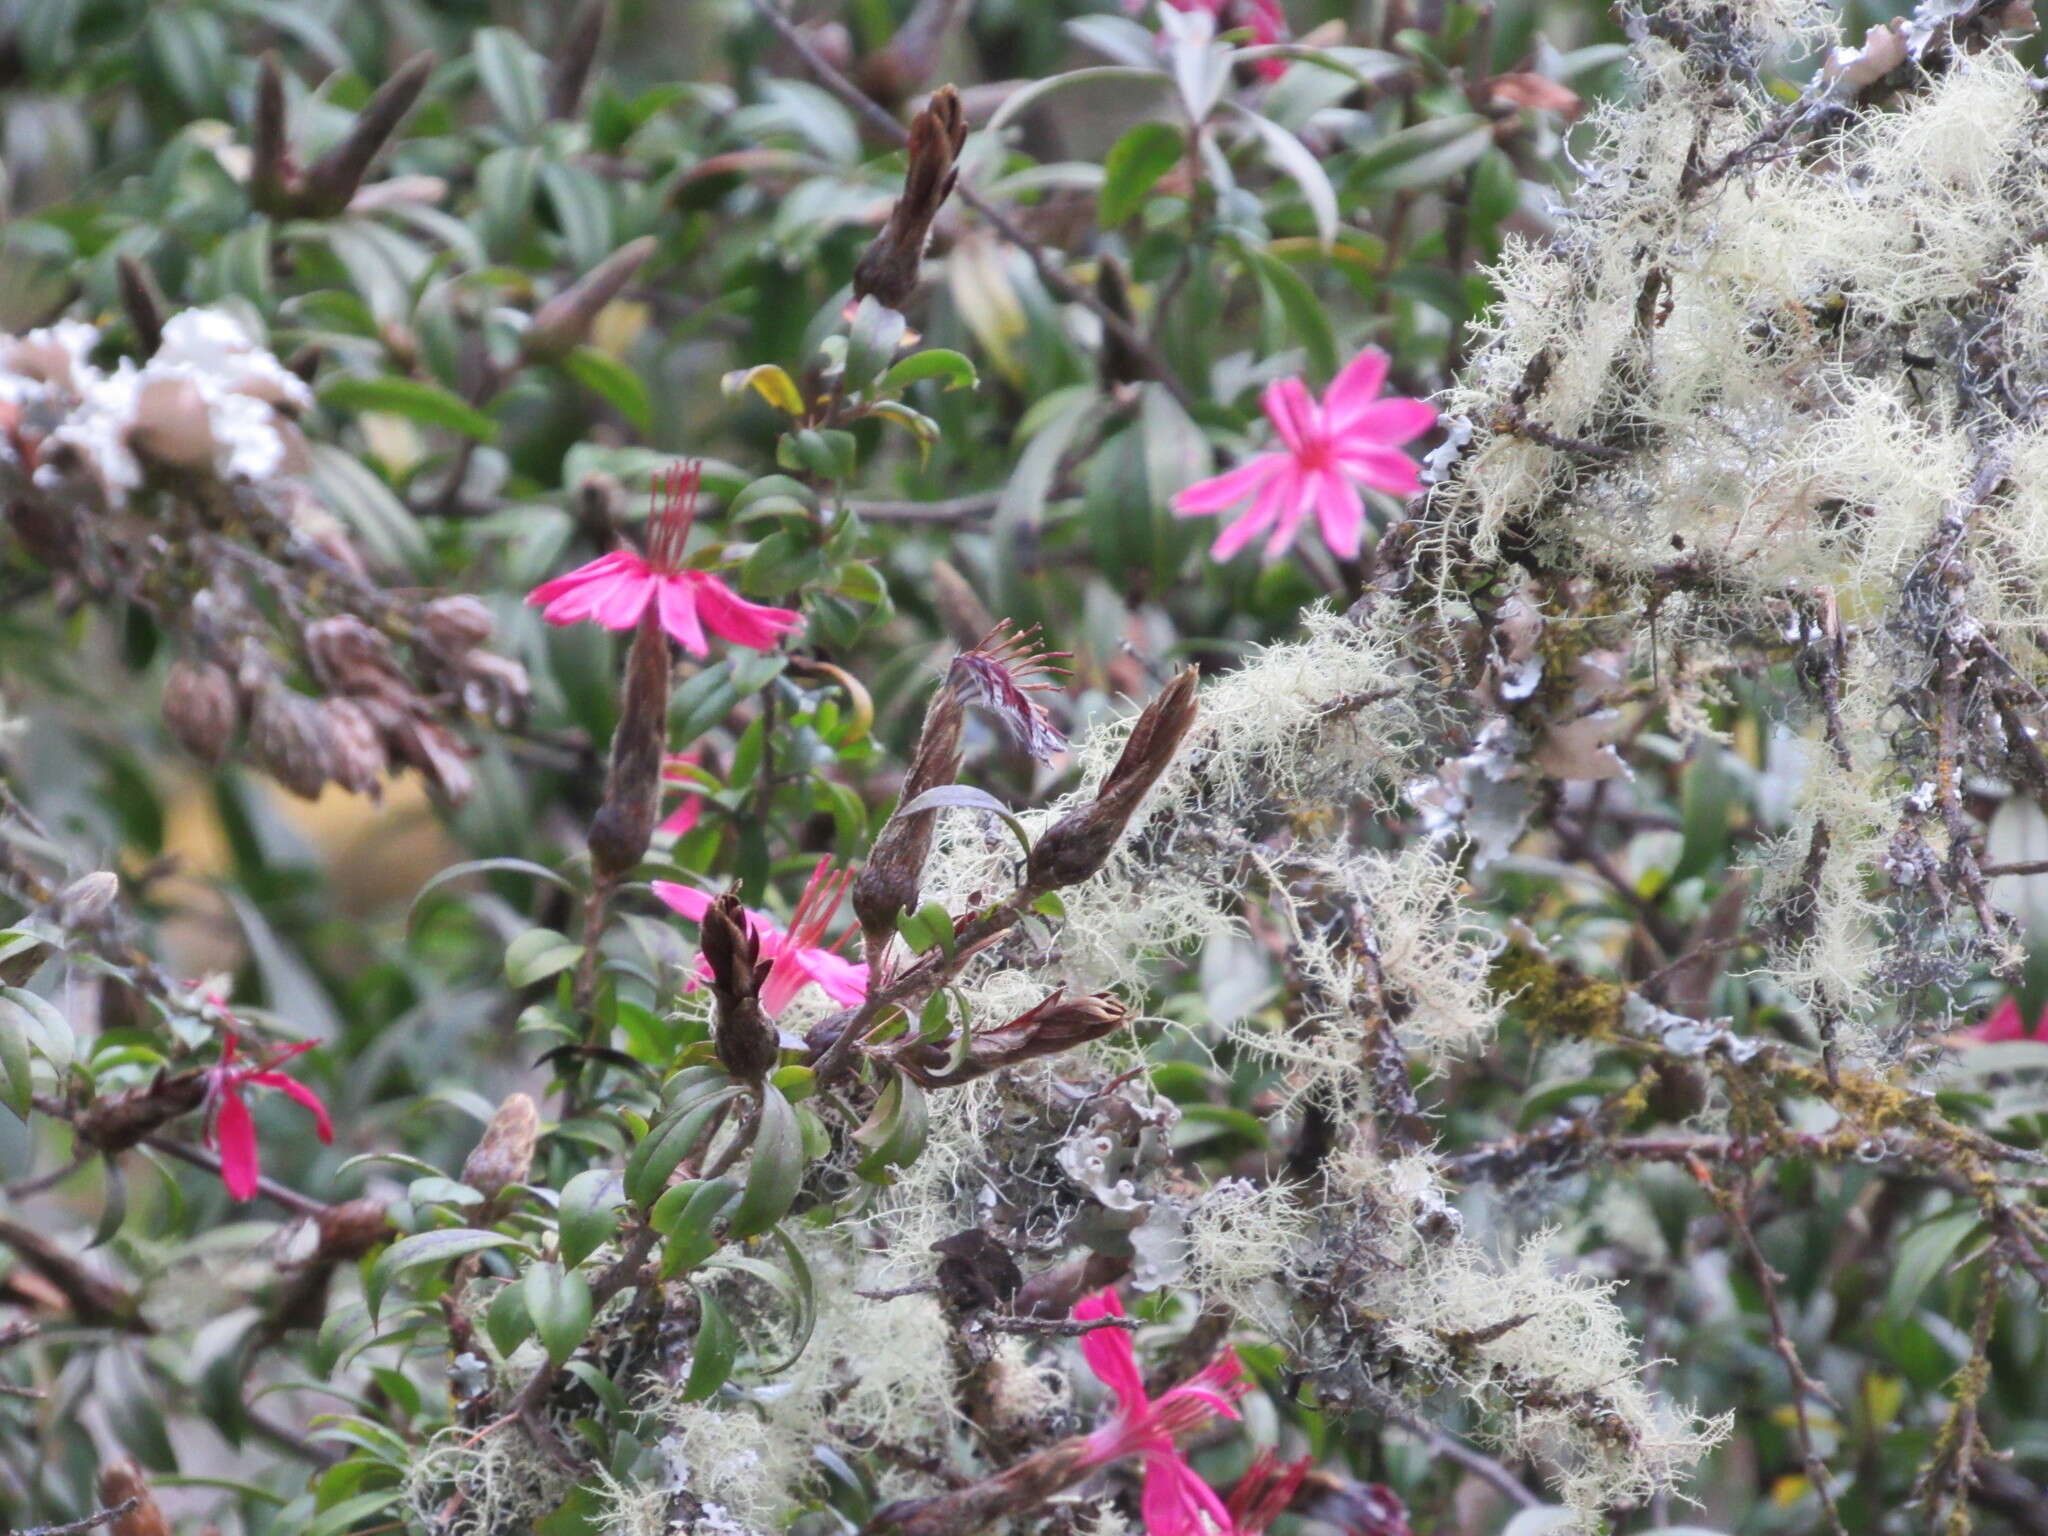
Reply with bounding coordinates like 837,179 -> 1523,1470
322,698 -> 387,798
853,685 -> 964,959
451,648 -> 533,727
250,682 -> 334,799
948,621 -> 1069,761
461,1093 -> 539,1201
418,594 -> 496,654
851,84 -> 967,310
888,990 -> 1128,1087
587,610 -> 671,881
703,891 -> 779,1082
1027,666 -> 1198,890
304,615 -> 404,699
98,1458 -> 170,1536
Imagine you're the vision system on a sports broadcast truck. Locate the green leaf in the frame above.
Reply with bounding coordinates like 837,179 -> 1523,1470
1885,1209 -> 1981,1324
879,349 -> 978,394
306,1488 -> 403,1536
852,1072 -> 929,1183
562,348 -> 652,435
524,1262 -> 594,1365
0,986 -> 72,1073
366,1229 -> 525,1321
652,1176 -> 738,1275
408,858 -> 576,928
1100,121 -> 1185,226
1240,244 -> 1337,382
0,1000 -> 31,1120
1349,113 -> 1493,194
319,375 -> 498,443
728,1087 -> 803,1239
1223,103 -> 1338,249
485,1278 -> 532,1356
894,901 -> 956,958
557,1169 -> 628,1269
985,67 -> 1169,137
474,27 -> 546,137
625,1084 -> 744,1208
505,928 -> 585,988
682,1286 -> 737,1401
843,297 -> 908,392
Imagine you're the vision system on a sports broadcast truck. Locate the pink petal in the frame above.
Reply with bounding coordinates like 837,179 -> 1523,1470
658,797 -> 702,837
1172,454 -> 1283,516
760,951 -> 809,1018
1075,1289 -> 1150,1417
1322,347 -> 1390,426
252,1072 -> 335,1144
212,1087 -> 260,1201
652,881 -> 716,922
1141,1452 -> 1234,1536
1262,468 -> 1317,561
1337,395 -> 1436,447
534,560 -> 659,631
1259,377 -> 1320,454
1209,469 -> 1292,561
1337,443 -> 1423,498
655,576 -> 710,656
1313,469 -> 1366,560
687,574 -> 803,652
526,550 -> 637,607
799,949 -> 869,1007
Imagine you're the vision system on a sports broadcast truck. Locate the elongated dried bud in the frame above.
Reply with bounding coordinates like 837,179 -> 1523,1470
851,85 -> 966,310
587,611 -> 670,881
1095,254 -> 1146,390
852,686 -> 963,961
299,52 -> 437,217
117,255 -> 166,357
322,699 -> 388,797
1027,667 -> 1198,890
888,990 -> 1127,1088
313,1196 -> 395,1261
249,52 -> 294,216
250,682 -> 334,799
524,236 -> 658,361
99,1458 -> 170,1536
74,1071 -> 209,1154
703,891 -> 779,1082
418,594 -> 496,654
461,1093 -> 538,1201
547,0 -> 608,120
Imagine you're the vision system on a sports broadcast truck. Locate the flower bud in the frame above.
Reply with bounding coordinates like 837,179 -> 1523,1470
853,685 -> 963,962
888,991 -> 1128,1088
587,612 -> 671,882
418,594 -> 496,654
314,1196 -> 396,1261
461,1092 -> 539,1202
322,698 -> 388,798
524,236 -> 658,362
703,891 -> 779,1082
298,52 -> 436,218
851,85 -> 967,310
1027,667 -> 1198,891
250,682 -> 334,799
118,255 -> 167,358
55,871 -> 121,927
99,1458 -> 170,1536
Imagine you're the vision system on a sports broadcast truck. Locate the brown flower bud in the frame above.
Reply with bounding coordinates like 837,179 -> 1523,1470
524,236 -> 658,362
462,1093 -> 539,1201
249,52 -> 295,217
322,698 -> 388,798
161,659 -> 239,770
418,594 -> 496,654
703,891 -> 779,1082
304,615 -> 404,700
852,84 -> 967,310
98,1458 -> 170,1536
887,990 -> 1127,1088
853,685 -> 964,962
74,1071 -> 209,1155
250,682 -> 334,799
1026,667 -> 1198,891
546,0 -> 608,121
587,611 -> 671,882
314,1196 -> 395,1261
298,52 -> 437,218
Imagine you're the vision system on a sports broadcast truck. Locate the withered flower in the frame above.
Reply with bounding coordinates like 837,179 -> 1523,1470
249,681 -> 335,800
417,594 -> 496,654
887,990 -> 1128,1088
853,685 -> 964,962
322,699 -> 387,798
852,85 -> 968,310
305,614 -> 406,702
161,658 -> 240,766
586,609 -> 671,882
461,1092 -> 539,1202
1027,667 -> 1199,891
947,621 -> 1068,762
702,890 -> 781,1082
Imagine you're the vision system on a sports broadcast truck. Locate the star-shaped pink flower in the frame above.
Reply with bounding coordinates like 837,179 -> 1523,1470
1969,996 -> 2048,1044
526,461 -> 802,656
203,1033 -> 333,1202
1173,348 -> 1435,562
653,857 -> 868,1015
1073,1286 -> 1248,1536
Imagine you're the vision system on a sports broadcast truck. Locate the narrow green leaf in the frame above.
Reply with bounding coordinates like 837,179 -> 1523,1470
557,1169 -> 628,1269
319,375 -> 499,443
1100,121 -> 1185,226
728,1087 -> 803,1239
682,1287 -> 737,1400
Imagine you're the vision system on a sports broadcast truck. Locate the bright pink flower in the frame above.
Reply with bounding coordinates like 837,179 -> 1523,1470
1225,1452 -> 1311,1534
653,857 -> 869,1015
526,462 -> 802,657
202,1034 -> 333,1202
1173,348 -> 1436,562
1073,1287 -> 1248,1536
1969,996 -> 2048,1043
659,752 -> 706,838
1143,0 -> 1291,79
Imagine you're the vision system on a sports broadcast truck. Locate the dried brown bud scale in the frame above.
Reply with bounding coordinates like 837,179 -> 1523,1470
1027,667 -> 1198,891
587,610 -> 671,881
852,85 -> 967,310
462,1092 -> 539,1201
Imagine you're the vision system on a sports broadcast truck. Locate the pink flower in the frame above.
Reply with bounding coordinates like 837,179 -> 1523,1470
1224,1452 -> 1311,1534
526,461 -> 802,656
948,622 -> 1070,762
1173,348 -> 1436,562
653,857 -> 869,1015
1073,1287 -> 1248,1536
1969,996 -> 2048,1043
1143,0 -> 1291,80
659,752 -> 706,838
202,1034 -> 333,1202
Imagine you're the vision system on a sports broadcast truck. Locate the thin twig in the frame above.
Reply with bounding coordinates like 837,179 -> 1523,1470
13,1498 -> 139,1536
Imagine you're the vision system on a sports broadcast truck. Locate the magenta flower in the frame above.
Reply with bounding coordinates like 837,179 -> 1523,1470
658,752 -> 706,839
653,857 -> 869,1015
1968,996 -> 2048,1044
1073,1286 -> 1248,1536
1172,348 -> 1436,562
202,1034 -> 333,1202
526,461 -> 802,657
